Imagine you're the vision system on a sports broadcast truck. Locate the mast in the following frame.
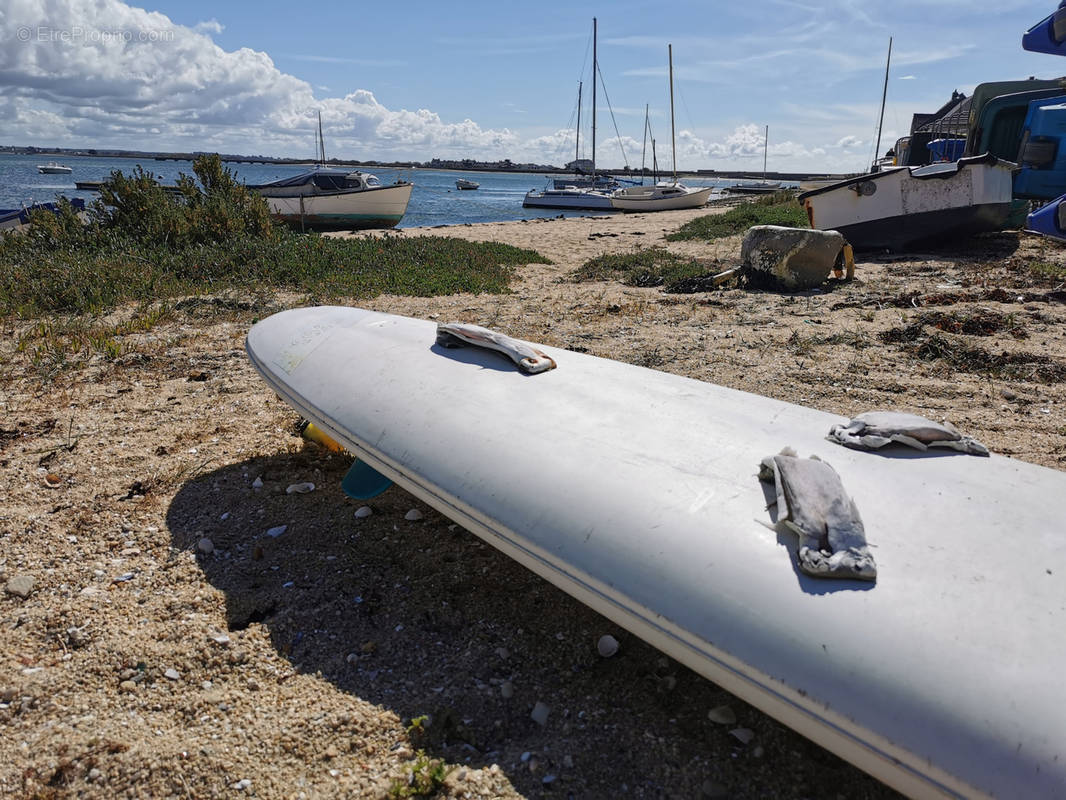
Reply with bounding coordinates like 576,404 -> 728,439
763,125 -> 769,180
575,81 -> 582,166
317,110 -> 326,164
873,37 -> 892,170
591,17 -> 597,181
640,103 -> 649,184
669,43 -> 676,180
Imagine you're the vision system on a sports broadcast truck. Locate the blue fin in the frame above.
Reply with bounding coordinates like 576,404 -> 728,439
341,459 -> 393,499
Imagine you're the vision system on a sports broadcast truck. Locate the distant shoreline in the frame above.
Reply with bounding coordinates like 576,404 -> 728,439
1,147 -> 854,183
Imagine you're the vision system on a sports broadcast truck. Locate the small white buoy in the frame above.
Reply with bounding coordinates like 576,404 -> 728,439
530,701 -> 550,726
286,482 -> 315,494
404,509 -> 424,521
354,506 -> 373,519
596,634 -> 619,658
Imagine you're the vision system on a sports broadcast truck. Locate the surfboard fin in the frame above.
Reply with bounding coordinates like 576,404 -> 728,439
341,459 -> 393,499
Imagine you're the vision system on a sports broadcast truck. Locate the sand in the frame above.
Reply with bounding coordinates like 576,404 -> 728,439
2,205 -> 1065,799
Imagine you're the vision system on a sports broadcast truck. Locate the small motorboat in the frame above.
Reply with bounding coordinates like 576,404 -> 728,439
455,178 -> 479,190
37,161 -> 73,174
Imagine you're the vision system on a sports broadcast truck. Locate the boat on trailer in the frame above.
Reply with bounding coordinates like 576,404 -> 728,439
797,153 -> 1015,251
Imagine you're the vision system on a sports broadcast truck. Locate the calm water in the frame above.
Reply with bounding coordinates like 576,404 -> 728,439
0,152 -> 742,228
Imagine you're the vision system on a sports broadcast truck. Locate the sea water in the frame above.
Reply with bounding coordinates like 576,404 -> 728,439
0,152 -> 752,228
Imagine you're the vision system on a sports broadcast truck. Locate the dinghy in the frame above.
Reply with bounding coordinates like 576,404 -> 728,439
246,306 -> 1066,800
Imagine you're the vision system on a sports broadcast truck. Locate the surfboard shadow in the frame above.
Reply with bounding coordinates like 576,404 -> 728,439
167,446 -> 813,796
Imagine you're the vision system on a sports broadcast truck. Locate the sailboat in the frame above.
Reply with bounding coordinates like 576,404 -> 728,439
523,19 -> 619,211
610,45 -> 713,212
724,125 -> 782,194
251,111 -> 413,231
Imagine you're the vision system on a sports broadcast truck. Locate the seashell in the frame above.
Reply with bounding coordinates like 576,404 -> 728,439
707,704 -> 737,725
44,473 -> 62,488
729,727 -> 755,744
354,506 -> 373,518
286,482 -> 315,494
597,634 -> 619,658
404,508 -> 424,521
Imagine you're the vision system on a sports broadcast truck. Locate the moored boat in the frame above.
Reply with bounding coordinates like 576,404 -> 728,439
37,161 -> 73,174
797,153 -> 1015,251
455,178 -> 479,190
610,180 -> 713,211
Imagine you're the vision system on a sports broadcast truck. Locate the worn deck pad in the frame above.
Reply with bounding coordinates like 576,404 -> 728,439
827,411 -> 989,456
759,449 -> 876,581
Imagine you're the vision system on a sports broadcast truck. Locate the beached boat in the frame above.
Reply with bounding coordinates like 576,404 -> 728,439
610,45 -> 712,212
797,153 -> 1015,252
250,111 -> 412,231
252,168 -> 413,231
37,161 -> 73,174
0,199 -> 85,232
247,305 -> 1066,800
455,178 -> 479,190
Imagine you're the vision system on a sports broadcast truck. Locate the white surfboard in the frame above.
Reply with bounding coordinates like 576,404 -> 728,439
246,306 -> 1066,800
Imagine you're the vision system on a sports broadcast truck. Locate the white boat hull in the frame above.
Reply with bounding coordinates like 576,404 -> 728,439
247,306 -> 1066,800
610,183 -> 713,211
799,154 -> 1015,251
262,182 -> 413,230
522,188 -> 617,210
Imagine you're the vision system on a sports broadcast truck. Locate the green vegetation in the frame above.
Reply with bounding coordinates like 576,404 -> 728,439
0,155 -> 545,318
666,192 -> 808,242
387,751 -> 453,798
1025,259 -> 1066,282
571,247 -> 718,292
0,155 -> 546,373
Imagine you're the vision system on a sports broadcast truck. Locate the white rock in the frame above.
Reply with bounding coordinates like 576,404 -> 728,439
707,704 -> 737,725
266,525 -> 287,538
404,509 -> 424,521
286,482 -> 315,494
530,701 -> 550,726
232,778 -> 252,791
251,477 -> 263,489
729,727 -> 755,744
354,506 -> 373,519
197,537 -> 214,554
164,668 -> 180,681
596,634 -> 619,658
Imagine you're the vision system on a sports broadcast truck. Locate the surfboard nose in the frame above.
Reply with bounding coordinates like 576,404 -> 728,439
246,305 -> 381,377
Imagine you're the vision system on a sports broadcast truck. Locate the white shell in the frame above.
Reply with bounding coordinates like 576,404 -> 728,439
707,704 -> 737,725
286,482 -> 315,494
404,508 -> 424,521
597,634 -> 619,658
354,506 -> 373,518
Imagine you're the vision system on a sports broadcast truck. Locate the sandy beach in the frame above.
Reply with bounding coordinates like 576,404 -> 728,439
3,206 -> 1065,798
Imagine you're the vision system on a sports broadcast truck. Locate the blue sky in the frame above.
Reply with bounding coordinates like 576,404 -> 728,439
2,0 -> 1064,172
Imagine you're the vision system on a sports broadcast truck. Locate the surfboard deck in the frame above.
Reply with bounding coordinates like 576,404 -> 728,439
246,305 -> 1066,799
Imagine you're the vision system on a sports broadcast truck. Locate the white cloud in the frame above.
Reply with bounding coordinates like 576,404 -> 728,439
194,19 -> 223,35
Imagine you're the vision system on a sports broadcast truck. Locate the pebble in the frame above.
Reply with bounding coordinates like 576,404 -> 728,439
286,482 -> 315,494
164,668 -> 180,681
530,701 -> 550,726
251,476 -> 263,489
354,506 -> 373,518
119,680 -> 137,693
500,681 -> 514,699
404,509 -> 424,521
232,779 -> 252,791
266,525 -> 287,538
5,575 -> 35,599
707,705 -> 737,725
729,727 -> 755,745
197,537 -> 214,554
597,634 -> 619,658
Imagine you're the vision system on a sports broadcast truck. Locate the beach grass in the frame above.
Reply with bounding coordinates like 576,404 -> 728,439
666,192 -> 808,241
0,155 -> 546,371
570,247 -> 716,291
